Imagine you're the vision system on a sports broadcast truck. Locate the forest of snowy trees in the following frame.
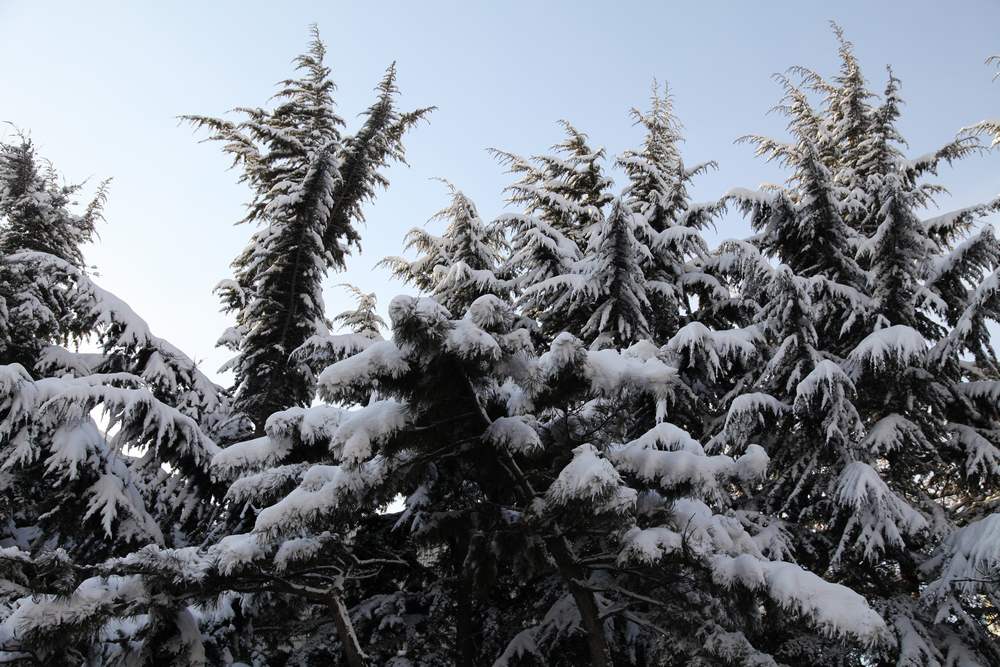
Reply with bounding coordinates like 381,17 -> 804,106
1,23 -> 1000,666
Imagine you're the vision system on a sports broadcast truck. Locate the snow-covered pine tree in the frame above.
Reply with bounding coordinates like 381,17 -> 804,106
496,96 -> 754,441
492,121 -> 614,339
578,198 -> 652,348
0,135 -> 241,664
381,180 -> 508,315
721,34 -> 1000,664
331,284 -> 385,338
0,138 -> 243,556
618,82 -> 726,339
730,86 -> 865,293
0,134 -> 228,545
689,74 -> 866,460
493,121 -> 614,249
183,27 -> 343,436
525,197 -> 653,349
499,104 -> 732,351
10,250 -> 232,540
0,136 -> 103,269
726,63 -> 878,366
854,71 -> 1000,661
792,22 -> 877,226
0,135 -> 105,368
184,26 -> 430,435
709,261 -> 878,625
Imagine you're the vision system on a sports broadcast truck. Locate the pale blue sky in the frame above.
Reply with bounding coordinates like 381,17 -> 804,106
2,1 -> 998,380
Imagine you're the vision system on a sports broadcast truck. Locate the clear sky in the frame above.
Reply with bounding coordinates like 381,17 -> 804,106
2,1 -> 998,381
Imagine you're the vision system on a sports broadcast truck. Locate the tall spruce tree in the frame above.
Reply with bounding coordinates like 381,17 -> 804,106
381,181 -> 507,315
618,83 -> 724,339
492,122 -> 614,339
184,27 -> 430,435
0,136 -> 239,665
0,135 -> 227,546
721,32 -> 1000,664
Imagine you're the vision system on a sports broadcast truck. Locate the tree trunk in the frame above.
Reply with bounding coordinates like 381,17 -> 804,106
455,576 -> 477,666
454,531 -> 477,667
545,534 -> 611,667
329,593 -> 367,667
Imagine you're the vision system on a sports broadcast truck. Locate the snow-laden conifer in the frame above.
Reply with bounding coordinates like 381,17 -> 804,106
524,198 -> 652,349
493,121 -> 613,249
0,138 -> 228,546
721,32 -> 1000,663
492,122 -> 614,337
184,26 -> 429,435
381,181 -> 507,315
618,83 -> 724,339
0,141 -> 243,664
0,136 -> 107,368
6,26 -> 1000,666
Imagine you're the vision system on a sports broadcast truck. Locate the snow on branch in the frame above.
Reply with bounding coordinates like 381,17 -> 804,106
724,392 -> 789,436
212,435 -> 291,479
225,463 -> 310,506
583,347 -> 680,403
317,340 -> 409,402
213,405 -> 347,478
848,325 -> 927,371
534,333 -> 683,415
710,554 -> 887,644
291,331 -> 380,378
1,364 -> 220,476
610,428 -> 768,496
793,359 -> 857,413
331,400 -> 409,464
0,575 -> 146,647
947,423 -> 1000,480
832,462 -> 928,564
546,444 -> 637,514
253,457 -> 389,536
864,414 -> 928,456
445,318 -> 502,362
931,268 -> 1000,365
483,416 -> 542,454
621,498 -> 761,564
6,251 -> 227,414
667,322 -> 761,380
923,513 -> 1000,609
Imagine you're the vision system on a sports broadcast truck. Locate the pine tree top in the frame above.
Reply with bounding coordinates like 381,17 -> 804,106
0,135 -> 107,269
331,283 -> 386,338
